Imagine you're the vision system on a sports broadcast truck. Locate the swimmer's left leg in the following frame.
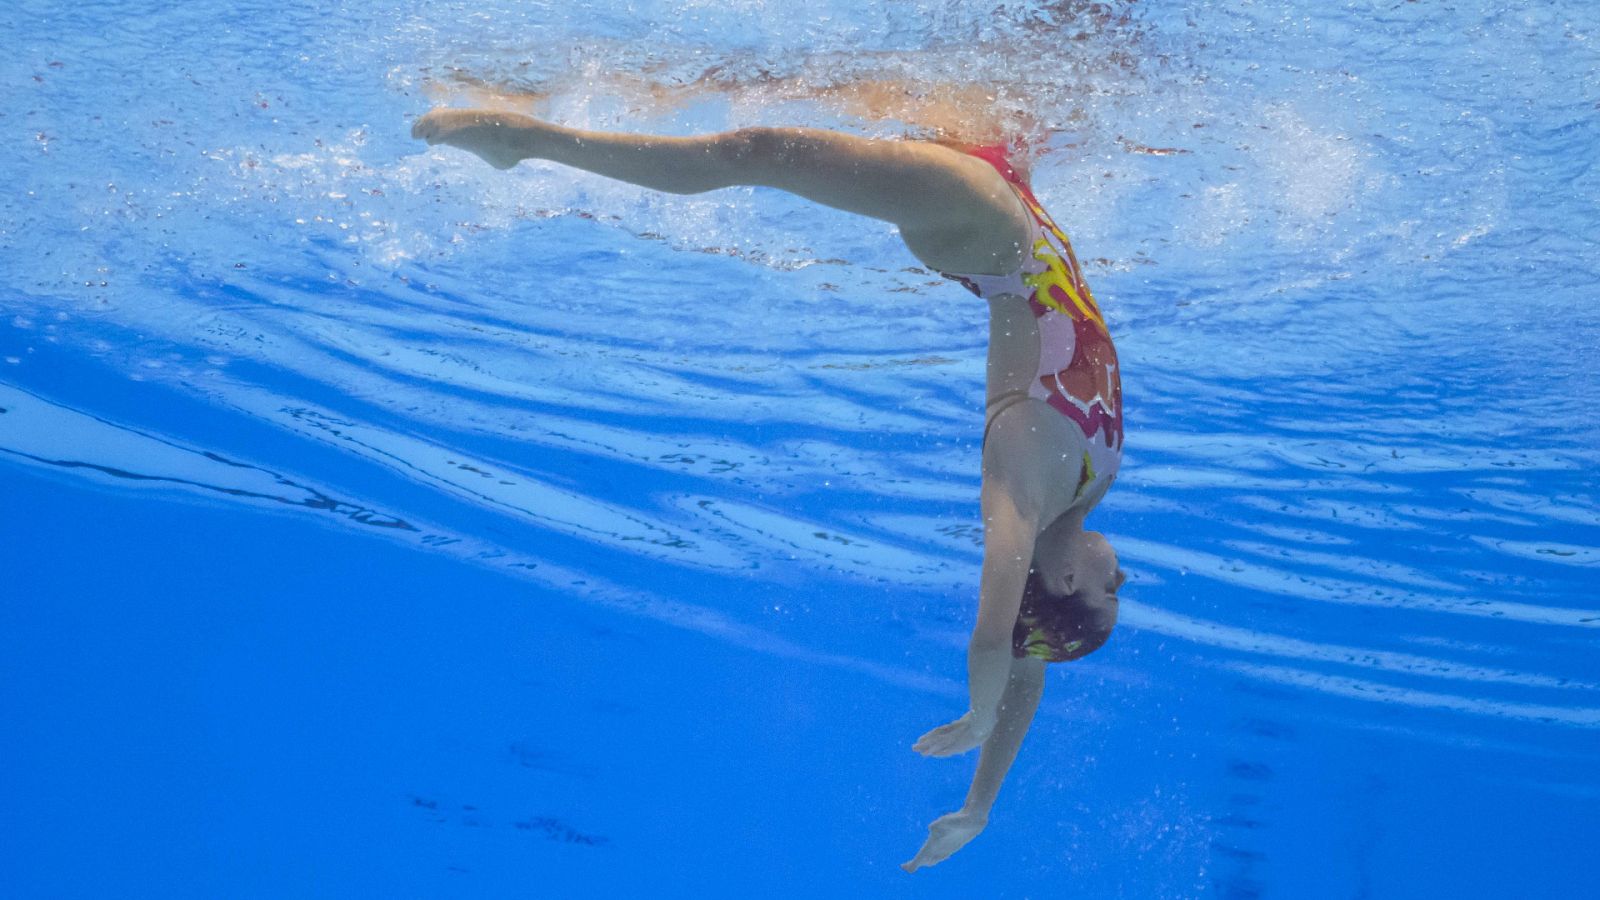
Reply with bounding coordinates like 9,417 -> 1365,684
904,655 -> 1045,873
413,109 -> 994,219
410,109 -> 1027,273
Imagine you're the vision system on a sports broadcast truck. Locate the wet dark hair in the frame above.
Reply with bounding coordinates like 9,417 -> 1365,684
1011,565 -> 1118,663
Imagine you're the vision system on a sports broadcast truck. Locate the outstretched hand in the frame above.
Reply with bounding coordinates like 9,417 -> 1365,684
902,808 -> 988,872
912,710 -> 992,758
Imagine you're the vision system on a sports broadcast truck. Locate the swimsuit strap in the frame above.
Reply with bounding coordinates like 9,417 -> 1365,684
982,389 -> 1033,448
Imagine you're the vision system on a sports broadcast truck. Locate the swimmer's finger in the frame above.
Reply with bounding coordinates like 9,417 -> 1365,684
913,713 -> 981,756
911,725 -> 953,755
916,730 -> 982,758
921,707 -> 979,749
912,722 -> 961,754
919,738 -> 977,758
913,729 -> 954,752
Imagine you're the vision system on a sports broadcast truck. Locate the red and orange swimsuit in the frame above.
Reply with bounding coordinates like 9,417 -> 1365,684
941,146 -> 1124,508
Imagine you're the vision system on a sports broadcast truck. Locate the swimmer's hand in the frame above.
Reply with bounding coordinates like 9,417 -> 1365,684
902,808 -> 988,873
912,710 -> 993,758
411,108 -> 531,170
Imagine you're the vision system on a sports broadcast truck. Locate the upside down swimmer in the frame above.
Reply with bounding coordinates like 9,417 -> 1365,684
411,105 -> 1126,872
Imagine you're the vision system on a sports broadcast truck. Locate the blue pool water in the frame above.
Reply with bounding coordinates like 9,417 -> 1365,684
3,1 -> 1598,896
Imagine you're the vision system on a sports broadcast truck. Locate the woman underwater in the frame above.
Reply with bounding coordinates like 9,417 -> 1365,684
411,101 -> 1126,872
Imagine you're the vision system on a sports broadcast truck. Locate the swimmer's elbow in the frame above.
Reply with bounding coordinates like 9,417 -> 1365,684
967,630 -> 1012,660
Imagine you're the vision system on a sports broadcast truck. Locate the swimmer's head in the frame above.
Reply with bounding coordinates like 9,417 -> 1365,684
1013,531 -> 1124,663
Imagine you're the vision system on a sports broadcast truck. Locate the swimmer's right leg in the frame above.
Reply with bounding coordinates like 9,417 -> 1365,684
410,108 -> 1027,273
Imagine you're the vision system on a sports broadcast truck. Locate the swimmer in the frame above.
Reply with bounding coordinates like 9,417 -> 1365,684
411,107 -> 1126,872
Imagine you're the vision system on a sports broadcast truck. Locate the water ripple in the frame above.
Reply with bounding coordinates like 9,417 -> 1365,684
1224,663 -> 1600,729
1110,535 -> 1600,629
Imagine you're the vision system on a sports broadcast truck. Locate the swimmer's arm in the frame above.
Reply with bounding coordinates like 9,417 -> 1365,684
411,110 -> 1027,270
913,486 -> 1036,757
966,487 -> 1039,734
964,656 -> 1045,814
904,656 -> 1044,873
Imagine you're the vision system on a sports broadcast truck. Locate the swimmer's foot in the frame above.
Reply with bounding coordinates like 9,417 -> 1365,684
902,808 -> 988,872
411,108 -> 532,170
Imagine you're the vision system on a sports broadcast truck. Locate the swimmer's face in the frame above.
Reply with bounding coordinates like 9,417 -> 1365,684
1020,531 -> 1121,663
1066,531 -> 1122,608
1075,533 -> 1123,631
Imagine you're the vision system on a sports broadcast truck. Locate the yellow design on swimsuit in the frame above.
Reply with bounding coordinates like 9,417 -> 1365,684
938,144 -> 1123,494
1073,450 -> 1096,501
1021,239 -> 1106,333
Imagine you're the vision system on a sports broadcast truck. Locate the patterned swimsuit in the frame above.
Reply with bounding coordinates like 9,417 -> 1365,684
940,148 -> 1125,662
940,146 -> 1124,509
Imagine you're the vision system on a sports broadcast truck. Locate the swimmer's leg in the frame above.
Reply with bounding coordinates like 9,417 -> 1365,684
903,655 -> 1044,873
410,109 -> 1025,271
